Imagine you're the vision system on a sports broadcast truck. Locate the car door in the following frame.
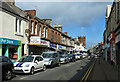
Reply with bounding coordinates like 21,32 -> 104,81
55,53 -> 59,64
38,57 -> 44,68
34,57 -> 40,70
2,57 -> 13,71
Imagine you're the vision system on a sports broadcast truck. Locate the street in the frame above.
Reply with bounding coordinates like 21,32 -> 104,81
3,58 -> 94,81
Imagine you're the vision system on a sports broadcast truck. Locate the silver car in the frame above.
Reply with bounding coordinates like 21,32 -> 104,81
41,51 -> 60,68
59,55 -> 69,63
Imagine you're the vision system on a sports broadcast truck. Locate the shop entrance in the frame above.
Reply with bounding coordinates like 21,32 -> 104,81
116,42 -> 120,65
8,45 -> 18,62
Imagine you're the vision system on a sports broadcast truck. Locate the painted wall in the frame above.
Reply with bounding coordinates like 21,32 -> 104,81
0,11 -> 29,55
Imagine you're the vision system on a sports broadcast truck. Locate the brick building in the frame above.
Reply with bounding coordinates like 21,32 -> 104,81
78,36 -> 86,47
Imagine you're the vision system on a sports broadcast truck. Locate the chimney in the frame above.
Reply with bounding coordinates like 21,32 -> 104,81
40,19 -> 52,26
64,32 -> 67,35
25,10 -> 36,16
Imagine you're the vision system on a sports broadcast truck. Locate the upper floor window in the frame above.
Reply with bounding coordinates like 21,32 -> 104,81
46,28 -> 48,38
35,22 -> 37,35
42,26 -> 45,38
31,21 -> 34,34
15,18 -> 22,35
39,25 -> 41,37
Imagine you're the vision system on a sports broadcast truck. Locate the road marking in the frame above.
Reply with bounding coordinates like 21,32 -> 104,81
20,76 -> 28,80
34,73 -> 40,75
80,60 -> 95,82
84,62 -> 94,81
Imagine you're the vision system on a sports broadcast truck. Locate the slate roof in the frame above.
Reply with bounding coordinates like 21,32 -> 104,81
0,1 -> 28,20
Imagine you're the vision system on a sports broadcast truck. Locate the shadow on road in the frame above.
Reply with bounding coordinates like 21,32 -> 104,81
69,58 -> 95,80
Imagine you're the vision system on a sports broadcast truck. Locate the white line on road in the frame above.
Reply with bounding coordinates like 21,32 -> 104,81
20,76 -> 28,80
34,73 -> 40,76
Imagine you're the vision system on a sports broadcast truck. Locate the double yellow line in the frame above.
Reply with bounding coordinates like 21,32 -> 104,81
80,60 -> 96,82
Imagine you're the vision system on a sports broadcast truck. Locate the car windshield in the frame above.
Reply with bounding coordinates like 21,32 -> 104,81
42,53 -> 55,58
60,55 -> 66,58
68,55 -> 72,57
18,56 -> 34,62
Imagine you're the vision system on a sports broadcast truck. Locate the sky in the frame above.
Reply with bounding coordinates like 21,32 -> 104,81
15,1 -> 113,48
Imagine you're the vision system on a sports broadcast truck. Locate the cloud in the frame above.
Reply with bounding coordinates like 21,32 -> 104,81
15,2 -> 112,27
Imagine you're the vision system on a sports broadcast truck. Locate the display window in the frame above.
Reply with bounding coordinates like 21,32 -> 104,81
8,45 -> 18,62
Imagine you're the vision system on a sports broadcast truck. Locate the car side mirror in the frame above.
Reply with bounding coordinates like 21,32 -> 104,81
35,60 -> 38,63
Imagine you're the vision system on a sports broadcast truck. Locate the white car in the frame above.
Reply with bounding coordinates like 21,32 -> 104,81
14,55 -> 46,74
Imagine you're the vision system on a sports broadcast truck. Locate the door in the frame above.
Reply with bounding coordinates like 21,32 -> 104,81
34,57 -> 39,70
38,57 -> 44,68
55,53 -> 59,64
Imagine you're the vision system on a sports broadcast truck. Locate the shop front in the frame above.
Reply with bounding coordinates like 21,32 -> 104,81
108,32 -> 116,65
29,36 -> 50,55
115,32 -> 120,66
0,38 -> 21,63
50,43 -> 57,51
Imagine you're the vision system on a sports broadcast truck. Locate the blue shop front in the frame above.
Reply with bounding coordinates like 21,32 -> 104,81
0,38 -> 21,63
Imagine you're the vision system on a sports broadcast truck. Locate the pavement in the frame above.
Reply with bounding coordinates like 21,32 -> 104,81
88,57 -> 119,81
3,58 -> 94,82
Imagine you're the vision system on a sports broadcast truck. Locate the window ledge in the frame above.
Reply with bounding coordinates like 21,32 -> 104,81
15,33 -> 24,37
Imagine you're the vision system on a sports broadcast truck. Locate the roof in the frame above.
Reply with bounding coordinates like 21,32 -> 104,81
0,2 -> 28,20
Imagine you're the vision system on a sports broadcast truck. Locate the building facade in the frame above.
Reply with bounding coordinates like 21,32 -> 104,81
78,36 -> 86,47
0,2 -> 29,62
104,0 -> 120,66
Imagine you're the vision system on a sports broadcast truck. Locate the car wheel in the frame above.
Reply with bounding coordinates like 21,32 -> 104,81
5,70 -> 12,80
42,65 -> 46,71
50,62 -> 54,68
30,67 -> 34,75
57,62 -> 60,66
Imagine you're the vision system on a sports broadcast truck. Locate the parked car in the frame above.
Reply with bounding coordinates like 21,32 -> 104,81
0,56 -> 14,80
68,54 -> 76,62
59,55 -> 69,63
82,52 -> 87,58
90,53 -> 95,58
76,54 -> 81,60
14,55 -> 46,75
41,51 -> 60,67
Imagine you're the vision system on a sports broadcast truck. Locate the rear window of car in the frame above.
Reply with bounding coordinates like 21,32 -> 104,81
42,53 -> 57,58
2,57 -> 9,62
42,53 -> 53,58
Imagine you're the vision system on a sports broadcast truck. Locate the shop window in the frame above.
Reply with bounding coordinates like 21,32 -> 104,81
9,45 -> 18,62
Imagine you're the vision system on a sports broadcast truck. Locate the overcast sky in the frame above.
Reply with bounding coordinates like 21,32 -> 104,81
15,1 -> 113,48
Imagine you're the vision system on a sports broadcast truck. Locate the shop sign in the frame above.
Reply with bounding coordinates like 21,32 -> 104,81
115,34 -> 120,43
50,43 -> 56,49
30,36 -> 40,45
58,45 -> 62,49
40,40 -> 50,47
0,38 -> 21,45
62,46 -> 66,50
